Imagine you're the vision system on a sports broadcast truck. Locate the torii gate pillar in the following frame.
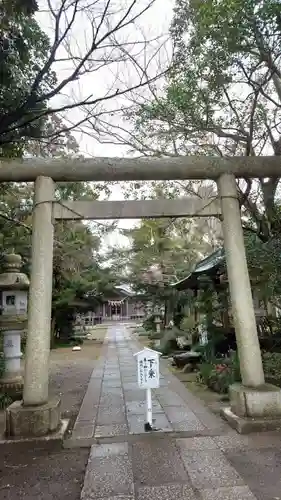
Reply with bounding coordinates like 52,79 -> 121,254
218,174 -> 281,432
217,173 -> 265,387
6,177 -> 61,438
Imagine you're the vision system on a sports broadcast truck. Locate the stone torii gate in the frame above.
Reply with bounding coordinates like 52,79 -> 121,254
3,156 -> 281,437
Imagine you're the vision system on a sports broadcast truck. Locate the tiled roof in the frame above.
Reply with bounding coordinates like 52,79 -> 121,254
171,247 -> 225,290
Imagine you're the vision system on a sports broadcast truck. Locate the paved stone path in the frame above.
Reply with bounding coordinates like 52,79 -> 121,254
66,325 -> 281,500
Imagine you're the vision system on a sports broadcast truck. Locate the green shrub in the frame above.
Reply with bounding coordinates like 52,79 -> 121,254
197,352 -> 241,394
263,352 -> 281,379
159,329 -> 178,356
0,393 -> 12,410
207,365 -> 235,394
230,350 -> 241,382
148,331 -> 162,340
196,362 -> 213,384
148,340 -> 157,350
51,336 -> 84,349
134,326 -> 147,335
193,341 -> 215,362
180,315 -> 195,331
0,352 -> 5,378
142,315 -> 156,332
0,352 -> 13,408
180,316 -> 197,343
0,349 -> 20,409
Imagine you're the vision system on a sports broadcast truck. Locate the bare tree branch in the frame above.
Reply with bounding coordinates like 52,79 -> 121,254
0,0 -> 168,147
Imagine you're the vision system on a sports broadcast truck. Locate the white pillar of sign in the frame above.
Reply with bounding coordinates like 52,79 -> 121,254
134,347 -> 160,431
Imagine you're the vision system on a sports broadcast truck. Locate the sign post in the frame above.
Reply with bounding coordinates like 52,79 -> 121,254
133,347 -> 160,431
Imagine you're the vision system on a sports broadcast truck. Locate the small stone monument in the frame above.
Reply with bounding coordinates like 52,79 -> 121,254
154,304 -> 161,334
0,253 -> 29,397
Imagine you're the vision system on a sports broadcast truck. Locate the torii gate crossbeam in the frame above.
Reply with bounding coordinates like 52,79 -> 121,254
52,198 -> 222,220
0,155 -> 280,181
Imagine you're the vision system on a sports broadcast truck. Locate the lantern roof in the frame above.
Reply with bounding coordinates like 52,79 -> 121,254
0,253 -> 29,290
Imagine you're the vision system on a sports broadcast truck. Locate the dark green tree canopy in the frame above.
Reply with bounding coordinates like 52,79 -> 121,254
0,0 -> 56,154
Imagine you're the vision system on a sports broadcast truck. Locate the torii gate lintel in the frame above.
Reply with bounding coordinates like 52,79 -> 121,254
0,155 -> 281,181
52,198 -> 222,220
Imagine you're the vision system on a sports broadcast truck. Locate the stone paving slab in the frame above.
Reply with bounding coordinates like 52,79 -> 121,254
90,442 -> 129,457
81,453 -> 134,499
95,423 -> 129,438
225,447 -> 281,500
164,406 -> 204,428
179,448 -> 244,489
178,436 -> 218,450
128,413 -> 172,434
199,486 -> 257,500
126,400 -> 163,415
132,438 -> 189,485
136,484 -> 197,500
97,405 -> 127,425
72,422 -> 96,440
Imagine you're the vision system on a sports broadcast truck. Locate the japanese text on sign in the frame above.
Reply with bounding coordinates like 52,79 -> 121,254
136,350 -> 160,389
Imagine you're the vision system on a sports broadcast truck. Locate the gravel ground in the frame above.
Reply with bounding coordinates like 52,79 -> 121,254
49,340 -> 104,424
0,339 -> 105,500
0,445 -> 89,500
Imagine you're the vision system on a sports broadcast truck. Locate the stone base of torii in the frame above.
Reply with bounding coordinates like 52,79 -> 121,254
1,156 -> 281,437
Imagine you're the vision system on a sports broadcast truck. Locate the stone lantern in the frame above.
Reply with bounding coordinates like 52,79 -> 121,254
0,253 -> 29,395
143,266 -> 166,334
153,304 -> 161,334
145,301 -> 153,318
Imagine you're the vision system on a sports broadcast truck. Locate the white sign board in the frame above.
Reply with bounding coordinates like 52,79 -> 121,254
134,348 -> 160,389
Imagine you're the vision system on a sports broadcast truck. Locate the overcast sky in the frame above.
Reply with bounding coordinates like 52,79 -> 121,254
37,0 -> 174,250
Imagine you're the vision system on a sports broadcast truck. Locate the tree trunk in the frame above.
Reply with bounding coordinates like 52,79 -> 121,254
50,315 -> 56,349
